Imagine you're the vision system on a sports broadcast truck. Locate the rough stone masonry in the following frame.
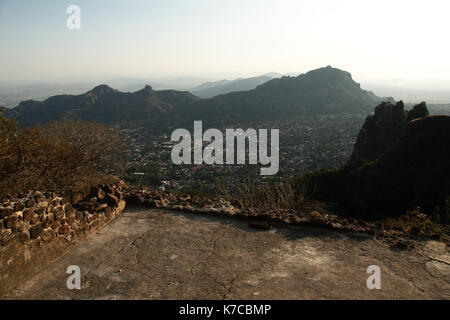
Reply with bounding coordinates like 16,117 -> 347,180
0,182 -> 126,296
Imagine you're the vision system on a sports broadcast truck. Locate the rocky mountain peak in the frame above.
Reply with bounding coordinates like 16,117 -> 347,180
91,84 -> 116,96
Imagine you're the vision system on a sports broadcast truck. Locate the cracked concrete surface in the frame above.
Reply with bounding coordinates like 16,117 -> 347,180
4,207 -> 449,300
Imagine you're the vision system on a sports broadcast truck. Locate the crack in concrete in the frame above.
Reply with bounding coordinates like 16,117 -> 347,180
95,260 -> 104,270
422,255 -> 450,266
212,225 -> 231,253
223,275 -> 237,300
82,270 -> 104,289
123,214 -> 162,266
8,208 -> 450,300
219,271 -> 238,300
190,225 -> 231,276
130,232 -> 147,265
417,249 -> 450,267
112,213 -> 163,271
154,212 -> 165,236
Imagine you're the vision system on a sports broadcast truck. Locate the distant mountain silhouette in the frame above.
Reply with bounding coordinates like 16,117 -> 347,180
4,84 -> 200,127
191,79 -> 231,92
5,66 -> 391,127
184,66 -> 391,123
261,72 -> 284,78
192,75 -> 273,98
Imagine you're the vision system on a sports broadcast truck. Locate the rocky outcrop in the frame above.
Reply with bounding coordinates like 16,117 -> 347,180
351,101 -> 430,162
406,102 -> 429,122
321,113 -> 450,219
371,115 -> 450,215
0,182 -> 125,297
351,101 -> 406,161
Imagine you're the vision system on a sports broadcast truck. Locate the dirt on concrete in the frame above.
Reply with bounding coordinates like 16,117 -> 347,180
4,207 -> 449,300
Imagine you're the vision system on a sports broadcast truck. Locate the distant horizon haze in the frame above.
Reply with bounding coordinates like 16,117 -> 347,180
1,68 -> 450,106
1,0 -> 450,89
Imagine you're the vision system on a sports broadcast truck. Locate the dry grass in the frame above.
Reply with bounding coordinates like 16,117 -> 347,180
384,207 -> 447,236
219,177 -> 326,213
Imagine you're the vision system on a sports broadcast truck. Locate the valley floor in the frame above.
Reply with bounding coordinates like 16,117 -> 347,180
5,207 -> 449,299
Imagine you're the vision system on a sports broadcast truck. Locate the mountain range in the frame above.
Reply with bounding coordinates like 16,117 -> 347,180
191,74 -> 278,98
2,85 -> 200,127
3,66 -> 391,128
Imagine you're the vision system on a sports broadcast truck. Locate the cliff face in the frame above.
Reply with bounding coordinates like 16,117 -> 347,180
351,101 -> 430,162
309,102 -> 450,219
373,115 -> 450,214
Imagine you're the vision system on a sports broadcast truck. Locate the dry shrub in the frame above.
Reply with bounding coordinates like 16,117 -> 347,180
221,177 -> 325,213
37,120 -> 127,175
384,207 -> 446,236
0,113 -> 127,200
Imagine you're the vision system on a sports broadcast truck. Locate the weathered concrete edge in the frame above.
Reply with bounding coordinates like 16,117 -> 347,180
125,198 -> 448,250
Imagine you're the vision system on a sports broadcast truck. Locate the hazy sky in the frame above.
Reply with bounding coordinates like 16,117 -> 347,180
1,0 -> 450,87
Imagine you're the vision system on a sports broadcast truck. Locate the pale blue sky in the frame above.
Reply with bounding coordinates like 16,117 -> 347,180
1,0 -> 450,87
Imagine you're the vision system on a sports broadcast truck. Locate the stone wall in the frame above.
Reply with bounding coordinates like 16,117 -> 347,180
0,182 -> 125,297
122,186 -> 373,233
123,186 -> 445,249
